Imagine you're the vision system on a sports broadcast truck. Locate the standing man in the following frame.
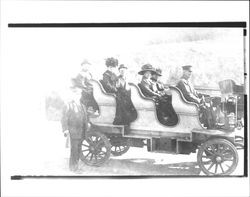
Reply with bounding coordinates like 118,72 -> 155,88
176,65 -> 215,128
101,57 -> 119,94
61,86 -> 88,172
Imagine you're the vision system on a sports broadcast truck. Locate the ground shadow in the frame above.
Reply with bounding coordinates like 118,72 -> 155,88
78,157 -> 201,176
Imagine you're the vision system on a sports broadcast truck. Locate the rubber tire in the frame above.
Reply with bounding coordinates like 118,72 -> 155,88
197,138 -> 238,175
80,131 -> 111,166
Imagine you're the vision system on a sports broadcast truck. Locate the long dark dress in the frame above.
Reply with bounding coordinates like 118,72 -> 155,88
113,76 -> 137,125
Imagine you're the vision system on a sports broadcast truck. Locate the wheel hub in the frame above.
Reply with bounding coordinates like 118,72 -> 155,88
89,146 -> 95,153
215,156 -> 222,163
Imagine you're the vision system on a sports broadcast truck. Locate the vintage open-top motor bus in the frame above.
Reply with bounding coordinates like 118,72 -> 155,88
80,79 -> 245,176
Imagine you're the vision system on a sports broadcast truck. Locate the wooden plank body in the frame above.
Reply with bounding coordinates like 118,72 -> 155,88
89,79 -> 204,139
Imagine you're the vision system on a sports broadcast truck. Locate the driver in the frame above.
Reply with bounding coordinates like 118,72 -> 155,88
176,65 -> 202,104
176,65 -> 216,129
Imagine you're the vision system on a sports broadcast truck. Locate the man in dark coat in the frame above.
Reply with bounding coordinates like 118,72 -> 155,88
176,65 -> 202,104
151,68 -> 172,96
61,86 -> 88,172
176,65 -> 216,128
100,57 -> 118,94
113,64 -> 137,125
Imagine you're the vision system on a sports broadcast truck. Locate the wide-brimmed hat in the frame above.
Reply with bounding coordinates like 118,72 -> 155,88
182,65 -> 192,72
138,64 -> 156,75
118,64 -> 128,70
105,57 -> 118,67
155,68 -> 162,76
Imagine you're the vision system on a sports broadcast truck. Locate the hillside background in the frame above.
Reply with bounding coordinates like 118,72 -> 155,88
44,28 -> 244,120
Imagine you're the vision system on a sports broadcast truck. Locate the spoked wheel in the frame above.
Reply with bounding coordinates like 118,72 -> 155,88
80,131 -> 111,166
197,138 -> 238,175
110,136 -> 130,156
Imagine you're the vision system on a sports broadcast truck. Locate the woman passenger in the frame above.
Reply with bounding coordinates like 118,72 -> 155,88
101,57 -> 119,94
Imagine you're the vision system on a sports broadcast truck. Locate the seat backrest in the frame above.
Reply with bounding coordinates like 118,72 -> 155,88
170,86 -> 199,113
129,83 -> 203,133
90,80 -> 203,134
89,79 -> 116,124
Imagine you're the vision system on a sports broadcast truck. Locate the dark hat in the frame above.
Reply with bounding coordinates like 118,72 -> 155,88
155,68 -> 162,76
138,64 -> 156,75
118,64 -> 127,70
105,57 -> 118,67
182,65 -> 192,72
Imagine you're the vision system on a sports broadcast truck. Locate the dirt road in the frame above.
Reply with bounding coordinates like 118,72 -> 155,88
13,120 -> 242,177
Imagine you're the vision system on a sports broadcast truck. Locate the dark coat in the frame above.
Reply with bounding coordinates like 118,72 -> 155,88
101,70 -> 118,94
72,72 -> 99,111
139,77 -> 178,126
61,101 -> 88,139
113,75 -> 137,125
71,72 -> 93,93
176,77 -> 201,104
138,76 -> 159,98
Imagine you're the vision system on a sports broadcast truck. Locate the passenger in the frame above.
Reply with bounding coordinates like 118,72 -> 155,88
138,64 -> 178,126
138,64 -> 162,98
151,68 -> 172,96
151,68 -> 178,126
100,57 -> 119,94
71,60 -> 99,116
113,64 -> 137,125
61,86 -> 88,173
176,65 -> 216,129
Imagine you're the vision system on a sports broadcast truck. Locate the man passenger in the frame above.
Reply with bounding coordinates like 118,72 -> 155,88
138,64 -> 161,98
151,68 -> 172,96
113,64 -> 137,125
138,64 -> 178,126
71,60 -> 99,115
